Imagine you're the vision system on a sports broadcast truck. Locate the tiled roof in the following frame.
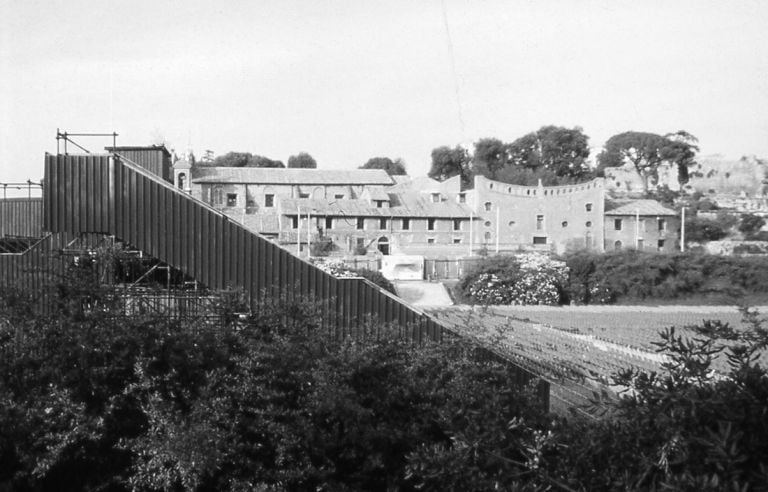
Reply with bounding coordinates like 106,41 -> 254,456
191,167 -> 394,185
364,188 -> 390,200
604,199 -> 677,216
280,192 -> 473,218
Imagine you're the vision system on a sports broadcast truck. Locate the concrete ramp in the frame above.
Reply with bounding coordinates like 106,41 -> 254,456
394,281 -> 453,306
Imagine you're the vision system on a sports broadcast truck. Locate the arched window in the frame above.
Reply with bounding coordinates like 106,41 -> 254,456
614,240 -> 622,250
484,202 -> 492,212
377,237 -> 390,255
177,172 -> 186,189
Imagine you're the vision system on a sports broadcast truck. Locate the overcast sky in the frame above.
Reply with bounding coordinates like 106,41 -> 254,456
2,0 -> 767,189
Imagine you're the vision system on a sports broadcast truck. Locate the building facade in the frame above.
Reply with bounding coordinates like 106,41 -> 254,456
181,164 -> 680,257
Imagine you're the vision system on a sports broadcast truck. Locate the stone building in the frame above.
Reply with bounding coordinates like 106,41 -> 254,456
603,199 -> 679,252
181,165 -> 680,257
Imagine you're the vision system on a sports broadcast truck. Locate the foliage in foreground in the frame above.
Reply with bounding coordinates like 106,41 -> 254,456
2,265 -> 768,491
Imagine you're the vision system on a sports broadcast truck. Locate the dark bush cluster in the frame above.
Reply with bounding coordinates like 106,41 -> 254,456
563,250 -> 768,304
3,263 -> 768,491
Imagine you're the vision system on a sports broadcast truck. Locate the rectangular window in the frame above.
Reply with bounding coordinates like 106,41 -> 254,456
292,216 -> 299,229
264,194 -> 274,207
379,218 -> 387,230
533,236 -> 547,245
431,193 -> 440,203
536,215 -> 544,231
615,219 -> 623,231
226,193 -> 237,207
325,217 -> 333,229
334,194 -> 344,200
356,217 -> 364,230
427,238 -> 435,244
637,238 -> 644,250
453,219 -> 462,231
458,193 -> 466,203
428,218 -> 436,231
658,218 -> 667,231
376,200 -> 383,208
299,193 -> 310,199
585,203 -> 593,212
402,218 -> 410,230
658,239 -> 666,251
453,238 -> 462,244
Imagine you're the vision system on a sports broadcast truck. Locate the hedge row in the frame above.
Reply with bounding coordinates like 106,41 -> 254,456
563,250 -> 768,304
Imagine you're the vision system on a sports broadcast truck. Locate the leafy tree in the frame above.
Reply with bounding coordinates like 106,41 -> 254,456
597,131 -> 669,192
428,145 -> 472,187
471,138 -> 508,179
739,213 -> 766,239
205,151 -> 285,168
360,156 -> 407,175
536,125 -> 591,178
598,130 -> 699,191
661,130 -> 700,185
506,132 -> 541,169
287,152 -> 317,168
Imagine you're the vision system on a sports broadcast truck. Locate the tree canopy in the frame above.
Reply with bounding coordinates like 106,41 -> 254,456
432,126 -> 592,189
202,151 -> 285,168
597,130 -> 699,191
360,156 -> 407,175
287,152 -> 317,168
428,145 -> 472,186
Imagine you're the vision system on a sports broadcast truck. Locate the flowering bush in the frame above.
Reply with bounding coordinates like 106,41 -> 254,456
460,254 -> 568,305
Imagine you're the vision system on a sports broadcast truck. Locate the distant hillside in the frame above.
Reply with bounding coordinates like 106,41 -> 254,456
688,155 -> 768,197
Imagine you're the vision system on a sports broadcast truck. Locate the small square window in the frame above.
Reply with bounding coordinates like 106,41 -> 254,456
431,193 -> 440,203
453,238 -> 462,244
585,203 -> 593,212
427,238 -> 435,244
658,239 -> 666,250
402,218 -> 410,230
458,193 -> 466,203
264,194 -> 274,207
484,202 -> 492,212
427,218 -> 436,231
226,193 -> 237,207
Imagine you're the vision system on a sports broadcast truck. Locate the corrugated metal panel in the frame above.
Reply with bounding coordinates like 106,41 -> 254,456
107,147 -> 172,182
0,198 -> 44,237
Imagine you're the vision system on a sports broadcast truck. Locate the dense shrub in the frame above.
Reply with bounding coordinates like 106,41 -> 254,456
563,250 -> 768,303
3,260 -> 768,491
0,278 -> 546,491
458,254 -> 568,305
739,213 -> 766,239
684,216 -> 729,242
